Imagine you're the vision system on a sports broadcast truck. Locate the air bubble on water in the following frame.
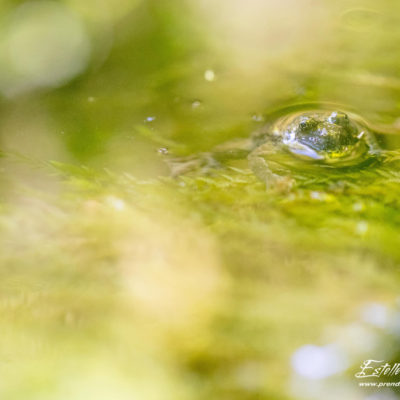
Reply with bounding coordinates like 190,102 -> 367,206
145,116 -> 156,122
192,100 -> 202,109
158,147 -> 169,155
204,69 -> 215,82
252,114 -> 264,122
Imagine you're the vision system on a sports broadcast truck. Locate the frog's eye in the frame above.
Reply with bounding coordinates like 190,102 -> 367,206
298,117 -> 318,132
328,111 -> 349,126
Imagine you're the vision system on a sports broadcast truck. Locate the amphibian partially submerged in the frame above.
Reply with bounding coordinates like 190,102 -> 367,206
255,110 -> 374,163
168,109 -> 383,189
246,110 -> 380,188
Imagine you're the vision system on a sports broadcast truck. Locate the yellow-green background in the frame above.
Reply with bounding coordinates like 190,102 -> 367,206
1,0 -> 400,399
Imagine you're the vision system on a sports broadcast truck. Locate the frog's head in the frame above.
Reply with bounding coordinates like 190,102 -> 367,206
282,111 -> 367,163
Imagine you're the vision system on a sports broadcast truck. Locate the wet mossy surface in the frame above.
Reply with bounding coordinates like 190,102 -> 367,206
2,0 -> 400,399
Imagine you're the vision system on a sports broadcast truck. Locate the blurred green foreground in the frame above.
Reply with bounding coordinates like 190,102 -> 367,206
1,0 -> 400,399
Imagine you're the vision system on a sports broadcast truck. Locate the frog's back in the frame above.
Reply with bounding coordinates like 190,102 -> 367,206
252,109 -> 377,165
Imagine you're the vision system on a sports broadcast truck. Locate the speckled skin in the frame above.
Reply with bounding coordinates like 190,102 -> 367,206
247,110 -> 380,188
251,111 -> 376,162
168,110 -> 382,188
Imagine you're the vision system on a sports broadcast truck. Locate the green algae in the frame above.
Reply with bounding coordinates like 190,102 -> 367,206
2,0 -> 400,399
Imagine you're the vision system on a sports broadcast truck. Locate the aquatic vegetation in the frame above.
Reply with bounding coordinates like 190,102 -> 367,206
167,107 -> 400,193
1,0 -> 400,399
2,138 -> 400,398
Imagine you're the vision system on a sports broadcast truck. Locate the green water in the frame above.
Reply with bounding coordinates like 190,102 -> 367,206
1,0 -> 400,399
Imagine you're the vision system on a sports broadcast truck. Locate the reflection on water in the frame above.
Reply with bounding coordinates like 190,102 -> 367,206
1,0 -> 400,399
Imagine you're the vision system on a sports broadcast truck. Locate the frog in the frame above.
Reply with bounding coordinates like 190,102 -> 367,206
166,109 -> 385,189
245,110 -> 381,189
